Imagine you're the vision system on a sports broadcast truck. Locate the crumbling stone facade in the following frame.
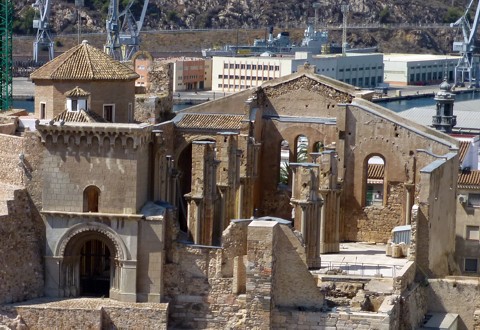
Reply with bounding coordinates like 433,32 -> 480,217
0,53 -> 463,329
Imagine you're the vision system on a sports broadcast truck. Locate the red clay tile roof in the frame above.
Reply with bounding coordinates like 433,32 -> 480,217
458,141 -> 471,164
30,41 -> 139,81
458,170 -> 480,189
368,164 -> 384,180
64,86 -> 90,97
52,110 -> 107,123
176,114 -> 245,130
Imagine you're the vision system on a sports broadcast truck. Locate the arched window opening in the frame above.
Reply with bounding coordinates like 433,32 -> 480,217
366,156 -> 385,206
314,141 -> 324,152
80,239 -> 111,297
296,135 -> 309,162
83,186 -> 100,212
279,139 -> 290,186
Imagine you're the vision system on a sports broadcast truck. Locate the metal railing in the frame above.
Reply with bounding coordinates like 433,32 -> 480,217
318,261 -> 403,278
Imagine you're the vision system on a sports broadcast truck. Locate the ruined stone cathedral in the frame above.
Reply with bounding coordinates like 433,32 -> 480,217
0,42 -> 466,329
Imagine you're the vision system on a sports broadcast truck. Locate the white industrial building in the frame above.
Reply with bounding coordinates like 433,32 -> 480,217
383,54 -> 463,86
211,52 -> 384,92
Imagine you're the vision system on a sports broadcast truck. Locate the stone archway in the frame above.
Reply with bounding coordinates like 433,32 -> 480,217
61,231 -> 117,298
44,222 -> 136,301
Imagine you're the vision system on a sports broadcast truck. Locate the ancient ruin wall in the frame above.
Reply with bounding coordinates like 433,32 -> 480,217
0,133 -> 24,186
163,244 -> 247,329
356,182 -> 405,242
0,132 -> 45,305
0,189 -> 44,304
426,278 -> 480,330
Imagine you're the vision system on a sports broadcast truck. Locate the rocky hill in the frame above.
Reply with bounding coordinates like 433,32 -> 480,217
12,0 -> 472,55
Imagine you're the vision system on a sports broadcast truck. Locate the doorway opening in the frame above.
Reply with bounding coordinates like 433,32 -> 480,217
80,239 -> 111,297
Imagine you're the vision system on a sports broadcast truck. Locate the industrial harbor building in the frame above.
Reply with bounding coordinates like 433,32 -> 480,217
211,52 -> 384,92
383,54 -> 463,86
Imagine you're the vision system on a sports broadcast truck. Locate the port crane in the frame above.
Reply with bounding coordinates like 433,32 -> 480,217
32,0 -> 148,63
104,0 -> 149,61
32,0 -> 54,63
451,0 -> 480,87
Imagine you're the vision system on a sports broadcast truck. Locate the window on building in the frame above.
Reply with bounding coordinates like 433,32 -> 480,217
253,65 -> 257,70
40,102 -> 46,119
465,258 -> 478,272
279,139 -> 290,186
247,64 -> 251,70
235,64 -> 240,69
83,185 -> 100,212
466,226 -> 480,240
275,66 -> 279,71
218,84 -> 222,88
103,104 -> 115,123
71,99 -> 78,112
269,65 -> 274,71
241,64 -> 245,69
468,193 -> 480,207
339,68 -> 344,72
128,103 -> 133,123
295,135 -> 309,162
365,155 -> 385,207
218,75 -> 223,79
229,64 -> 234,69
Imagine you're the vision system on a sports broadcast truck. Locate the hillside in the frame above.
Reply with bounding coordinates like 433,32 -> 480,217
12,0 -> 472,56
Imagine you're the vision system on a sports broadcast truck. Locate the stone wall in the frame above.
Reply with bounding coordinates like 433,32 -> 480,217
39,126 -> 151,214
426,278 -> 480,330
0,133 -> 24,186
417,154 -> 458,277
13,299 -> 169,329
357,182 -> 405,243
0,189 -> 44,305
272,308 -> 395,329
164,238 -> 247,329
0,117 -> 17,135
135,94 -> 175,124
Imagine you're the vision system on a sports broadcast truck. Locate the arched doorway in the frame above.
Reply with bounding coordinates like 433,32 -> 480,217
62,230 -> 118,298
80,239 -> 111,296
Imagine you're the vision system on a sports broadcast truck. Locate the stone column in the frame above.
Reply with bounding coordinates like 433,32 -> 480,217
319,190 -> 328,254
405,183 -> 415,225
245,221 -> 277,329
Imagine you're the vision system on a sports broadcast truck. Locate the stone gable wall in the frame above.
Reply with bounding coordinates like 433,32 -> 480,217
339,104 -> 455,243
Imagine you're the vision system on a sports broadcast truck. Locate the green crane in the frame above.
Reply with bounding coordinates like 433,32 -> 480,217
0,0 -> 12,111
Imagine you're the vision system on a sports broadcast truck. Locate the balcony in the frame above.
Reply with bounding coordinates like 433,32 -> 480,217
432,115 -> 457,127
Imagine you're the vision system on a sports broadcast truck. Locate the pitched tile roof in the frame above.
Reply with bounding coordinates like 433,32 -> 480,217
64,86 -> 90,98
52,110 -> 107,123
175,113 -> 245,130
458,140 -> 470,164
30,40 -> 139,81
368,164 -> 384,180
458,170 -> 480,189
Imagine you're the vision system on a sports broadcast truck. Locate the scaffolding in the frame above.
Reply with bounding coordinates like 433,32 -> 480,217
0,0 -> 12,111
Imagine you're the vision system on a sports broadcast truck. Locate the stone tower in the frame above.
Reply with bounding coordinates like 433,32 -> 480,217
432,78 -> 457,133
